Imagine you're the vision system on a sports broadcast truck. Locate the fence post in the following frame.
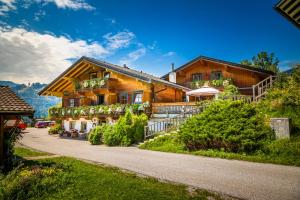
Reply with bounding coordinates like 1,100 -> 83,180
252,85 -> 255,101
144,126 -> 148,140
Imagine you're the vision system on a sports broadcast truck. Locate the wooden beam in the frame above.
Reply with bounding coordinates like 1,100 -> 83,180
57,82 -> 72,92
72,64 -> 91,78
67,63 -> 89,78
0,115 -> 4,166
50,80 -> 69,92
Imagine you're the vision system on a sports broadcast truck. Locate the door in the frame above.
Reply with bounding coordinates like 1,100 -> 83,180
97,94 -> 105,105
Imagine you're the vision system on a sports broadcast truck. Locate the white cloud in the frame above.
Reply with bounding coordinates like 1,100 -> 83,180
147,41 -> 157,50
103,30 -> 135,50
0,27 -> 108,83
120,47 -> 146,66
40,0 -> 94,11
0,0 -> 16,16
163,51 -> 176,57
34,10 -> 46,21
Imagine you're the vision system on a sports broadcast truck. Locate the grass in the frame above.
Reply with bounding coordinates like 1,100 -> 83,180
0,148 -> 225,200
139,133 -> 300,166
14,147 -> 50,157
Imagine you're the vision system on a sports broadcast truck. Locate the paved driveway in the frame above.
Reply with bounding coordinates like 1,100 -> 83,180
20,128 -> 300,200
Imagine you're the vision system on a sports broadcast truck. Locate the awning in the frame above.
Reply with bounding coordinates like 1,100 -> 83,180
186,86 -> 220,97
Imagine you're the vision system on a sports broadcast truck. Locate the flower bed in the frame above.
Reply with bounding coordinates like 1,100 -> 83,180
48,103 -> 150,119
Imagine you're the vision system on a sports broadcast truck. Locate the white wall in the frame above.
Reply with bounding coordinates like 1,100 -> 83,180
63,118 -> 94,133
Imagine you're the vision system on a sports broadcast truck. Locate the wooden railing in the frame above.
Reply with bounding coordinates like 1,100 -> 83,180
222,95 -> 253,103
152,102 -> 198,114
252,76 -> 276,101
144,106 -> 205,139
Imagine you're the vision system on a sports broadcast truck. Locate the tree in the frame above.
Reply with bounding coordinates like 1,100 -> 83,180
240,59 -> 252,66
240,51 -> 279,73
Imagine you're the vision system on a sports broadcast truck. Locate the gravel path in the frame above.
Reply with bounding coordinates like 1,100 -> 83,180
20,128 -> 300,200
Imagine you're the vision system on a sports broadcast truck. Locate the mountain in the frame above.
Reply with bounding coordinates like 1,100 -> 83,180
0,81 -> 60,118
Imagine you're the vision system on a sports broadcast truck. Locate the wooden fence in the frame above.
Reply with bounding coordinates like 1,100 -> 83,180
144,106 -> 205,139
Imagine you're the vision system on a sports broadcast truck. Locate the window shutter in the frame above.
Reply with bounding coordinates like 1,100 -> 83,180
63,98 -> 69,107
75,98 -> 80,107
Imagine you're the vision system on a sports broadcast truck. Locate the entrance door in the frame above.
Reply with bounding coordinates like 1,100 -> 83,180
97,94 -> 105,105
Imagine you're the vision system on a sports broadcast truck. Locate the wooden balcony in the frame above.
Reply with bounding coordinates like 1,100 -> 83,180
75,78 -> 118,92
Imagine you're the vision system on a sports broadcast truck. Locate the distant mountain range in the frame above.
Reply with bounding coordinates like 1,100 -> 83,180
0,81 -> 60,118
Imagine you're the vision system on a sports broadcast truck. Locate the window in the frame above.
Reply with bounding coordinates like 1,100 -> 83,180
133,92 -> 143,104
69,121 -> 76,130
192,73 -> 202,81
210,71 -> 222,80
103,72 -> 110,79
119,92 -> 128,104
69,98 -> 75,107
80,121 -> 87,132
90,72 -> 97,79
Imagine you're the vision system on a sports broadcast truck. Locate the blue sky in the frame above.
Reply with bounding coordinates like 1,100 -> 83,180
0,0 -> 299,83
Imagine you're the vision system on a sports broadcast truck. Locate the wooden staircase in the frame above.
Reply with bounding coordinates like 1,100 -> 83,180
252,75 -> 276,102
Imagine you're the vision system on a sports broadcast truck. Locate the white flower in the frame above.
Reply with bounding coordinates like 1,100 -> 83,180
90,79 -> 97,87
83,81 -> 89,88
67,109 -> 71,114
90,108 -> 95,114
107,108 -> 112,114
98,79 -> 105,87
80,110 -> 86,115
98,108 -> 103,113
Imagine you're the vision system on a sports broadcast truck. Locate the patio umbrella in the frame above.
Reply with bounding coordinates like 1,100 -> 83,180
186,86 -> 220,97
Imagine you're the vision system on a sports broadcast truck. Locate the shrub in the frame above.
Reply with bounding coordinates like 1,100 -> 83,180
219,84 -> 239,98
132,113 -> 148,143
257,71 -> 300,132
88,125 -> 106,145
102,110 -> 148,146
102,125 -> 123,146
178,100 -> 274,153
0,163 -> 68,200
48,124 -> 64,135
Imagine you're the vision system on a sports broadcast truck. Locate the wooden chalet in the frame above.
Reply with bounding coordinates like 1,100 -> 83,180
161,56 -> 275,96
39,57 -> 190,133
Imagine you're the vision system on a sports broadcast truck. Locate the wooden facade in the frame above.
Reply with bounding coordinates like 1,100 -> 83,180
39,57 -> 189,109
162,57 -> 274,95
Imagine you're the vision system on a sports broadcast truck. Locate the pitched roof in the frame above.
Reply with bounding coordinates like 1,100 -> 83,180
161,55 -> 275,79
39,56 -> 190,95
0,86 -> 34,115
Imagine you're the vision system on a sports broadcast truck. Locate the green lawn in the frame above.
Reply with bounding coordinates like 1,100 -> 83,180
14,147 -> 50,157
139,134 -> 300,166
0,148 -> 225,200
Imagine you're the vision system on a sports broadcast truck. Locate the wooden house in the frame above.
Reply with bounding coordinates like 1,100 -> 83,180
161,56 -> 275,95
39,57 -> 189,133
0,86 -> 34,167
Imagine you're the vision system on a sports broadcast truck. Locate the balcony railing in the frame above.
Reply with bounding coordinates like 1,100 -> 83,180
48,103 -> 150,119
74,78 -> 117,91
185,78 -> 233,89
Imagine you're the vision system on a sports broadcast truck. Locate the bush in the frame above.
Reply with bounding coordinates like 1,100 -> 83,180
0,163 -> 68,200
178,100 -> 274,153
48,124 -> 64,135
88,125 -> 108,145
102,125 -> 122,146
132,113 -> 148,143
257,70 -> 300,132
219,84 -> 240,98
102,110 -> 148,146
